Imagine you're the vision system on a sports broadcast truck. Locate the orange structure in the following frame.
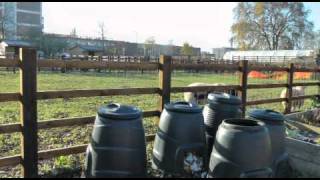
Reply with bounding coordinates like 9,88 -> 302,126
270,71 -> 313,80
248,71 -> 269,79
294,72 -> 312,80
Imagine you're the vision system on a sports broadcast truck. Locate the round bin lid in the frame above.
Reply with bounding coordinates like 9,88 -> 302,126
97,103 -> 142,120
165,101 -> 202,113
248,109 -> 284,122
207,92 -> 241,105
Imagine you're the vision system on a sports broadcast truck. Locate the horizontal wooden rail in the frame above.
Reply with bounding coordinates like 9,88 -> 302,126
37,60 -> 159,70
172,63 -> 240,71
2,59 -> 320,72
38,145 -> 88,160
37,110 -> 159,130
0,110 -> 159,134
0,59 -> 20,67
249,66 -> 288,72
246,98 -> 286,106
0,87 -> 160,102
0,134 -> 156,168
38,134 -> 156,160
2,82 -> 316,103
247,95 -> 318,106
292,82 -> 320,86
171,85 -> 241,93
0,123 -> 21,134
0,93 -> 20,102
0,155 -> 22,167
295,67 -> 320,72
247,83 -> 287,89
102,62 -> 158,70
38,116 -> 95,130
291,95 -> 319,100
38,60 -> 65,68
37,87 -> 160,100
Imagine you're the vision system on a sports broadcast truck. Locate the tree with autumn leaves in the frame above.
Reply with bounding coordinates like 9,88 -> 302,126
231,2 -> 315,50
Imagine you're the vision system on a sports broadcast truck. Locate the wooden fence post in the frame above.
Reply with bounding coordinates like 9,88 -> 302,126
158,55 -> 172,121
317,54 -> 320,97
285,63 -> 294,114
19,48 -> 38,177
239,60 -> 248,118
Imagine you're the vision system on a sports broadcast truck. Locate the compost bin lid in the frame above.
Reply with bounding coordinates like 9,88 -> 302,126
165,101 -> 202,113
207,92 -> 241,105
97,103 -> 142,120
248,109 -> 285,122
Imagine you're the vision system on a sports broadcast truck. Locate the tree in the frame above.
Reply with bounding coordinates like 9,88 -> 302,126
180,42 -> 193,56
302,30 -> 316,50
0,13 -> 14,40
144,37 -> 155,56
309,30 -> 320,50
231,2 -> 314,50
98,22 -> 106,54
296,29 -> 320,50
40,34 -> 69,58
316,30 -> 320,50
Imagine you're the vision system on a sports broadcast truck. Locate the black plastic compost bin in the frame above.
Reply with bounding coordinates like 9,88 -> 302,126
85,103 -> 147,178
208,118 -> 273,178
203,92 -> 241,157
152,101 -> 207,174
248,109 -> 289,178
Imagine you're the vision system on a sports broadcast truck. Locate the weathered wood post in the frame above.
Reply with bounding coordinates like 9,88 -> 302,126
19,48 -> 38,177
158,55 -> 172,123
285,63 -> 294,114
61,59 -> 67,73
316,52 -> 320,96
239,60 -> 248,118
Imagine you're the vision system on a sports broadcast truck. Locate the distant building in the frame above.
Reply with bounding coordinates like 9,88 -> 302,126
212,47 -> 236,60
201,51 -> 216,60
0,2 -> 43,40
68,45 -> 104,56
44,33 -> 201,57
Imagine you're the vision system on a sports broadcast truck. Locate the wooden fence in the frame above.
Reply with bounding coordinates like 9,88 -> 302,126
232,55 -> 316,67
0,48 -> 319,177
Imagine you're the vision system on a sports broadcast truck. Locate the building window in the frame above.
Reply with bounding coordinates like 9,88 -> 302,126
17,12 -> 41,25
17,25 -> 41,37
17,2 -> 41,12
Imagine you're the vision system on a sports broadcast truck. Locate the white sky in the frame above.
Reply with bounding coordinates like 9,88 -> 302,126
43,2 -> 237,52
43,2 -> 320,52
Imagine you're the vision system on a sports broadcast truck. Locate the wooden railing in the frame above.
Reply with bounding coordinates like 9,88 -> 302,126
0,49 -> 319,177
232,55 -> 316,67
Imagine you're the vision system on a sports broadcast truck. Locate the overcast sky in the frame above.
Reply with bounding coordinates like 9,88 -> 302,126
43,2 -> 320,52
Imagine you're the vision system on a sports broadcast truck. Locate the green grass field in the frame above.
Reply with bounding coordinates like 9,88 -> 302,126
0,70 -> 318,177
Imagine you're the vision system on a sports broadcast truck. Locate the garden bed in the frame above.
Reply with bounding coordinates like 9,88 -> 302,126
285,108 -> 320,178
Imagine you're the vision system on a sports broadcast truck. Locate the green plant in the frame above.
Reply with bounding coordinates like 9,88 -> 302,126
311,96 -> 320,108
54,156 -> 72,168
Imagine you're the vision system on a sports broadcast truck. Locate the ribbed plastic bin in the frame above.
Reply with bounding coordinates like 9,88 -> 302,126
203,92 -> 241,157
248,109 -> 289,177
85,103 -> 146,178
152,101 -> 207,174
208,118 -> 273,178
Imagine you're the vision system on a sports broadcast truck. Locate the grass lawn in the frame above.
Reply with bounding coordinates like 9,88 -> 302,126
0,70 -> 318,177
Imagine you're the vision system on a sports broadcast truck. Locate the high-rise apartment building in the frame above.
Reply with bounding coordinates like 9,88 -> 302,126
0,2 -> 43,40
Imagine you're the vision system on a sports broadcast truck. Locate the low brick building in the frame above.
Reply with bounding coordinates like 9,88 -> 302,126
68,45 -> 104,56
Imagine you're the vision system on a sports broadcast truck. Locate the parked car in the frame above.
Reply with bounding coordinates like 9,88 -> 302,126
60,53 -> 71,60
